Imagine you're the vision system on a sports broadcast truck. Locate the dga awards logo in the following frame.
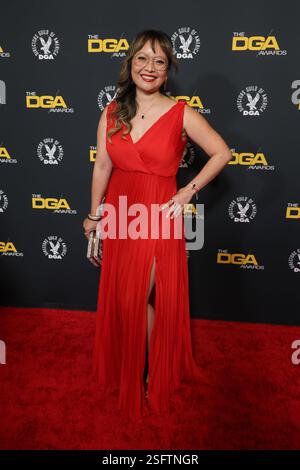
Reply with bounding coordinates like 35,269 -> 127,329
42,236 -> 67,260
286,204 -> 300,219
0,146 -> 18,164
288,249 -> 300,273
90,146 -> 97,162
171,27 -> 201,59
37,138 -> 64,165
177,96 -> 211,115
26,92 -> 74,113
32,194 -> 77,215
237,86 -> 268,116
97,86 -> 118,110
0,190 -> 8,212
217,250 -> 264,270
228,196 -> 257,222
231,33 -> 287,56
32,30 -> 60,59
87,35 -> 128,57
229,148 -> 275,171
0,240 -> 24,257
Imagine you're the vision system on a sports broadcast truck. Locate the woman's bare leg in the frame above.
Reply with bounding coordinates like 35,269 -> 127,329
147,303 -> 155,359
146,256 -> 156,384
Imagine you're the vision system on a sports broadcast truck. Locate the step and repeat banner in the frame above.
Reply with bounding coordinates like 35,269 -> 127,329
0,1 -> 299,324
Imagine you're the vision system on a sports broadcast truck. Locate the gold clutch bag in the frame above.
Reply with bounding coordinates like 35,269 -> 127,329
86,198 -> 105,267
87,230 -> 103,267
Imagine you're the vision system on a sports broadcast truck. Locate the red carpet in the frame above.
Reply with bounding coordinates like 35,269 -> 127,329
1,306 -> 300,450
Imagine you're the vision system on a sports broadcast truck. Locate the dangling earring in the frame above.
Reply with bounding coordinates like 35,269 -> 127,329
164,79 -> 167,91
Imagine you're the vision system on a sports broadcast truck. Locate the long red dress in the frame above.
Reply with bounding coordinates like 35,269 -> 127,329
92,98 -> 203,422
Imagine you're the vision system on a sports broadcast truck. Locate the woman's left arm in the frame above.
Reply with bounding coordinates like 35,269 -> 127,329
182,103 -> 232,194
161,104 -> 232,218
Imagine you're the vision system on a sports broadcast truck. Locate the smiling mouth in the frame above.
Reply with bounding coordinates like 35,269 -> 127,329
140,74 -> 157,81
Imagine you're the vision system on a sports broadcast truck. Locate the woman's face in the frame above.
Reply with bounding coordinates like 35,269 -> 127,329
131,40 -> 168,93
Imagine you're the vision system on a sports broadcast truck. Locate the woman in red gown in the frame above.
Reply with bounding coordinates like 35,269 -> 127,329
83,30 -> 232,422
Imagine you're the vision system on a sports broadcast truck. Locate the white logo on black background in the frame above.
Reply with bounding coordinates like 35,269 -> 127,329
42,236 -> 67,260
237,86 -> 268,116
228,196 -> 257,222
97,86 -> 118,110
288,249 -> 300,273
171,27 -> 201,59
37,138 -> 64,165
0,190 -> 8,212
32,30 -> 60,59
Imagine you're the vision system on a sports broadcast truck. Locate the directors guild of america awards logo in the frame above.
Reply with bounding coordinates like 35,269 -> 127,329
228,196 -> 257,222
171,27 -> 201,59
237,85 -> 268,116
32,30 -> 60,59
42,236 -> 67,260
97,86 -> 118,110
0,190 -> 8,213
288,249 -> 300,273
37,138 -> 64,165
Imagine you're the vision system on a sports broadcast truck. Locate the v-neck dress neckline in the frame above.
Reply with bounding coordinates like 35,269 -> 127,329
129,101 -> 181,146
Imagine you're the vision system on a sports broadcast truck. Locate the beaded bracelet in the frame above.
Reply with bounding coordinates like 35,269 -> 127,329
87,213 -> 101,221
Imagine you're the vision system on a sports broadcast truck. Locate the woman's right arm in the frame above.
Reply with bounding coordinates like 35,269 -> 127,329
90,106 -> 113,215
83,105 -> 113,239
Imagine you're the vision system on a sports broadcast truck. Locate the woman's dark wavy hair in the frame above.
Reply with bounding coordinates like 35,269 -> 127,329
107,29 -> 179,144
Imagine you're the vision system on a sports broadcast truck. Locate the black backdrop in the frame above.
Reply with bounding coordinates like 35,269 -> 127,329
1,1 -> 299,325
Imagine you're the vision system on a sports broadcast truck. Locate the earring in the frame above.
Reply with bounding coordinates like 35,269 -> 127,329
164,80 -> 167,91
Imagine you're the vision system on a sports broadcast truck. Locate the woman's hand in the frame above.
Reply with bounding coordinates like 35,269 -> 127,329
82,217 -> 100,240
159,187 -> 195,219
